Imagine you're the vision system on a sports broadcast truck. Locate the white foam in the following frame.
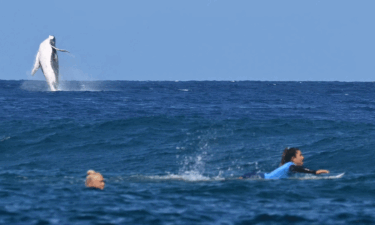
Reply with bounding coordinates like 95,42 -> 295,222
146,171 -> 224,182
57,82 -> 101,92
144,150 -> 224,182
1,136 -> 10,142
20,80 -> 104,92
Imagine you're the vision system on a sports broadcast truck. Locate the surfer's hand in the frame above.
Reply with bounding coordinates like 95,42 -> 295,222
316,170 -> 329,174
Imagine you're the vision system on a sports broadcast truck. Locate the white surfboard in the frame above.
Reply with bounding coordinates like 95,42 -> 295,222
289,172 -> 345,180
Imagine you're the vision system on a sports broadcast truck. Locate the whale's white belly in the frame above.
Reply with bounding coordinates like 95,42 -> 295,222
32,36 -> 67,92
39,40 -> 58,91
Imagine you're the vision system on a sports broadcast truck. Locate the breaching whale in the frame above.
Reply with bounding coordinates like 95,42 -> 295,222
31,35 -> 69,91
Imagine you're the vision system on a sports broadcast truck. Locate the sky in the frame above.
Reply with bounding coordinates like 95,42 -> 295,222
0,0 -> 374,81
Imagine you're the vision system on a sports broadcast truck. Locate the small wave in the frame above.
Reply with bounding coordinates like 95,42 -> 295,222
244,214 -> 312,224
1,136 -> 10,142
143,171 -> 224,182
178,89 -> 189,92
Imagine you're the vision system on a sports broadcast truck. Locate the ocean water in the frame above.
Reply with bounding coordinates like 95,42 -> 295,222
1,80 -> 375,224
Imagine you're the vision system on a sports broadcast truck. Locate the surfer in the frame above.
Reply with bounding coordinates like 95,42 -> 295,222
239,147 -> 329,179
85,170 -> 105,190
31,35 -> 69,91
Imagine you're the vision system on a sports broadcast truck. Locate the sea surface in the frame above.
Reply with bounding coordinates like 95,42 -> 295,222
1,80 -> 375,224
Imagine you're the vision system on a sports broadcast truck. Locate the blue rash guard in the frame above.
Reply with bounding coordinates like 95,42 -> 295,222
264,162 -> 295,179
241,162 -> 317,179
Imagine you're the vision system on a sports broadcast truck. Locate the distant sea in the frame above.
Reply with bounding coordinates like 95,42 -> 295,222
1,80 -> 375,224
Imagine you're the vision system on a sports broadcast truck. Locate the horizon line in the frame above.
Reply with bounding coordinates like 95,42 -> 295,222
2,79 -> 375,83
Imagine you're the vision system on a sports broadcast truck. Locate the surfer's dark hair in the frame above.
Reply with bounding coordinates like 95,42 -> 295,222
280,147 -> 299,166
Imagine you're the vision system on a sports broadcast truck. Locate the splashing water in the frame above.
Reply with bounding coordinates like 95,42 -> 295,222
20,80 -> 106,92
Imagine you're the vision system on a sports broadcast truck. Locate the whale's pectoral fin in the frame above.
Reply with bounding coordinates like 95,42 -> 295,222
52,46 -> 70,53
31,52 -> 40,76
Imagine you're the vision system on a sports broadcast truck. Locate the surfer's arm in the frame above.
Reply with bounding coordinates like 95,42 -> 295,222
31,52 -> 40,75
290,166 -> 329,175
289,165 -> 317,174
51,46 -> 70,53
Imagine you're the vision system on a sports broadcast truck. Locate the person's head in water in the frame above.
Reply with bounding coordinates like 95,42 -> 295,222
280,147 -> 304,166
85,170 -> 105,190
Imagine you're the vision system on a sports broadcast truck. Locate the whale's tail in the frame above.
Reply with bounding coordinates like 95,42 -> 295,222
31,51 -> 40,76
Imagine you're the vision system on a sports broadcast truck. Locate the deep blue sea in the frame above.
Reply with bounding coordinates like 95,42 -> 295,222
1,80 -> 375,224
